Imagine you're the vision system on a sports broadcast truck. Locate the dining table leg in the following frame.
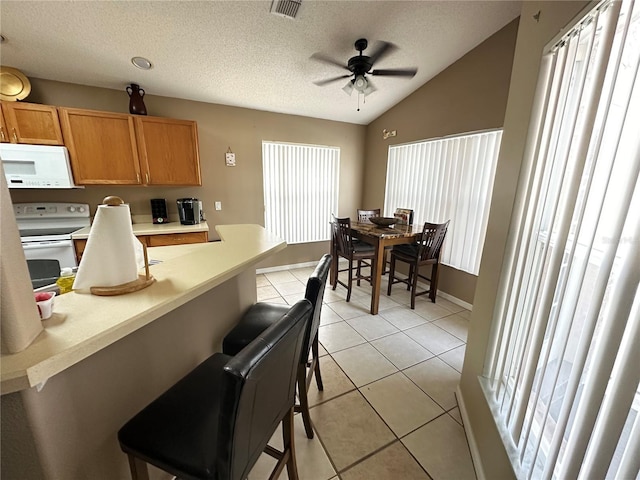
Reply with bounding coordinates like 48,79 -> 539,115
370,238 -> 386,315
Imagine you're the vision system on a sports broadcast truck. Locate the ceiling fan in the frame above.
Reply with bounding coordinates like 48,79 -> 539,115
311,38 -> 417,98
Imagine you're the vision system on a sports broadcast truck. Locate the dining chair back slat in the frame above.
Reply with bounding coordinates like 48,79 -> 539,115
357,209 -> 380,223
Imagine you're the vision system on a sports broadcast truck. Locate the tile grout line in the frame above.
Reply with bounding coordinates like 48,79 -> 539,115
259,269 -> 473,479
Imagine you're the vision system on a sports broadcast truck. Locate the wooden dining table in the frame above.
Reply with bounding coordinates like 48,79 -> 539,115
331,221 -> 421,315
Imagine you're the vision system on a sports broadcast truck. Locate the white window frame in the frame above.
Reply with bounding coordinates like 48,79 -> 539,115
384,129 -> 502,275
262,141 -> 340,244
481,1 -> 640,479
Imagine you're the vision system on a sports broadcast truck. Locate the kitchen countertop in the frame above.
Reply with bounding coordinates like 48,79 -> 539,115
1,224 -> 285,394
71,221 -> 209,239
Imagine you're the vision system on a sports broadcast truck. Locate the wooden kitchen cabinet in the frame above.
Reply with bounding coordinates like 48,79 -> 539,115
59,108 -> 141,185
73,239 -> 87,262
0,101 -> 64,145
0,107 -> 7,142
59,107 -> 201,186
135,116 -> 201,186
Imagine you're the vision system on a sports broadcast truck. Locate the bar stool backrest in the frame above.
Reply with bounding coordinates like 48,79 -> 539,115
218,299 -> 312,479
357,209 -> 380,223
301,254 -> 331,361
417,221 -> 450,262
332,216 -> 353,255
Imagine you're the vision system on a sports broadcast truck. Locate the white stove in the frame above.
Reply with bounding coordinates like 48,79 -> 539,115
15,202 -> 91,271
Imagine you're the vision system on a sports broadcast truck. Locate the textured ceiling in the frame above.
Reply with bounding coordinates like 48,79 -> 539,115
0,1 -> 521,125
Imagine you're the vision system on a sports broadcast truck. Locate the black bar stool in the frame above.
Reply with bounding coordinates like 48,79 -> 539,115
118,299 -> 313,480
222,254 -> 331,439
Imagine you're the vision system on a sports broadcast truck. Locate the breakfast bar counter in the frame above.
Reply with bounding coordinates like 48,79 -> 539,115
1,224 -> 285,480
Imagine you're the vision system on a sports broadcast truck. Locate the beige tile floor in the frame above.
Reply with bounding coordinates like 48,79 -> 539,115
249,265 -> 476,480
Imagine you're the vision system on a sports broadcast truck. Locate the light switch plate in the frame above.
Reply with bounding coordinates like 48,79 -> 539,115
215,201 -> 222,211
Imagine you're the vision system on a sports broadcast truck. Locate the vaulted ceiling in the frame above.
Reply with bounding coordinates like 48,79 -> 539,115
0,1 -> 521,125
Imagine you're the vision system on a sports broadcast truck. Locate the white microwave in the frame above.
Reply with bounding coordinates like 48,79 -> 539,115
0,144 -> 78,189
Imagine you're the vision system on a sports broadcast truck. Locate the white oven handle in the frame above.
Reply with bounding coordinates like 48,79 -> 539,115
22,240 -> 74,250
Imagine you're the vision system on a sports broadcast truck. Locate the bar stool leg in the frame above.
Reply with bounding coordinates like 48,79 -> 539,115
387,255 -> 396,295
126,454 -> 150,480
296,363 -> 314,439
411,263 -> 420,309
312,335 -> 323,391
283,408 -> 299,480
346,259 -> 353,302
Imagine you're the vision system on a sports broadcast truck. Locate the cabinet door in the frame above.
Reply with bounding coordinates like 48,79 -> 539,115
0,109 -> 8,143
59,108 -> 141,185
1,102 -> 64,145
134,116 -> 201,186
73,239 -> 87,264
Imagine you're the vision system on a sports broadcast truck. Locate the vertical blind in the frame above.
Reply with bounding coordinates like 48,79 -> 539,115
262,141 -> 339,244
385,130 -> 502,275
482,1 -> 640,479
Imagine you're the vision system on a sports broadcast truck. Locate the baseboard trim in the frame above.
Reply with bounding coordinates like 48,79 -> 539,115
456,385 -> 485,480
438,290 -> 473,311
256,261 -> 319,274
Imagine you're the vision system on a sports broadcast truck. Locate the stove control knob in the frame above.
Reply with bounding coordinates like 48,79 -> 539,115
77,206 -> 86,213
68,206 -> 76,213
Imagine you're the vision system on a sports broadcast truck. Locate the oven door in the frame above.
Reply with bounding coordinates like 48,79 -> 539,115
22,239 -> 77,270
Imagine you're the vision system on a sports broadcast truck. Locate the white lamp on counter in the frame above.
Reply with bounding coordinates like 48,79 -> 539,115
73,196 -> 154,296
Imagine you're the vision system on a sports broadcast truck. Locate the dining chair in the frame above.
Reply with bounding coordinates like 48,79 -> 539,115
387,220 -> 450,309
222,254 -> 331,439
357,208 -> 380,223
118,299 -> 313,480
393,208 -> 414,225
332,216 -> 376,302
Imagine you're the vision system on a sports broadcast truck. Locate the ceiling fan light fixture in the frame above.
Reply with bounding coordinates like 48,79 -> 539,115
363,84 -> 375,97
342,80 -> 355,96
353,75 -> 367,93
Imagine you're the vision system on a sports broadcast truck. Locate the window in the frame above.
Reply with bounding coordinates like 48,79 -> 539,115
262,141 -> 339,244
482,1 -> 639,479
385,130 -> 502,275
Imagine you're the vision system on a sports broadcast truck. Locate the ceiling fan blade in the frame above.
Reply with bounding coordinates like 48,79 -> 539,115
367,41 -> 397,66
371,68 -> 418,77
313,74 -> 352,86
310,53 -> 349,71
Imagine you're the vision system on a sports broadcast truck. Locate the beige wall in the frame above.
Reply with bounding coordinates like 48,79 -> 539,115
10,79 -> 366,268
362,19 -> 520,304
458,2 -> 591,479
10,21 -> 519,298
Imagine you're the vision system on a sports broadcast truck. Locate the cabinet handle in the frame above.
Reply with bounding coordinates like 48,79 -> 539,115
12,128 -> 18,142
0,127 -> 5,142
136,173 -> 140,183
146,172 -> 149,184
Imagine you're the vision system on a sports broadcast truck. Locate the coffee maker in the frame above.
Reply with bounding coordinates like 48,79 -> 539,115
176,198 -> 201,225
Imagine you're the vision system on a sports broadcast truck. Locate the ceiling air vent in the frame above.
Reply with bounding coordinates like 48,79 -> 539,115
270,0 -> 302,19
